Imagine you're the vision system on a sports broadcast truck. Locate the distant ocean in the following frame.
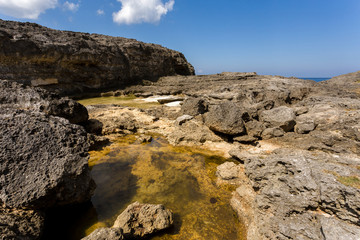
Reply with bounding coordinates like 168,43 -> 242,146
299,78 -> 331,82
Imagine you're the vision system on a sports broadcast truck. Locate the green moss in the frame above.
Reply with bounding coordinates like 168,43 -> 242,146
337,176 -> 360,189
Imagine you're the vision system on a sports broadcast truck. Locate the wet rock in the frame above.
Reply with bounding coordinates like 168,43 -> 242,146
216,162 -> 240,180
180,97 -> 208,116
0,208 -> 44,240
204,102 -> 246,135
113,202 -> 173,238
0,19 -> 194,96
82,228 -> 124,240
175,114 -> 193,125
260,106 -> 296,132
135,135 -> 153,144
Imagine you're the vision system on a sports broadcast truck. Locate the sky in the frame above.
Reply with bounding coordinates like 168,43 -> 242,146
0,0 -> 359,77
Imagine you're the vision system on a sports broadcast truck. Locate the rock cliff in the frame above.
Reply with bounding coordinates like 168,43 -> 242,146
0,19 -> 194,96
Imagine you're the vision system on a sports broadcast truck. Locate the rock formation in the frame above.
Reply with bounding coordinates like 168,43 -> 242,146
0,80 -> 94,239
83,202 -> 173,240
0,19 -> 194,96
89,71 -> 360,239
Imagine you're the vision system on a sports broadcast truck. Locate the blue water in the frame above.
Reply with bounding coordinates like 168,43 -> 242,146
299,78 -> 330,82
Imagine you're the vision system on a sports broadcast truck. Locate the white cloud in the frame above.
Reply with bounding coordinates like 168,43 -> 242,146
97,9 -> 105,15
113,0 -> 174,25
0,0 -> 57,19
63,1 -> 79,12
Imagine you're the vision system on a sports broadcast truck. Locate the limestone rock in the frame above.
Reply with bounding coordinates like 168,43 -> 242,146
180,97 -> 208,116
260,106 -> 296,132
216,162 -> 240,180
82,228 -> 124,240
175,114 -> 193,125
0,19 -> 194,96
261,127 -> 285,139
113,202 -> 173,238
204,102 -> 246,135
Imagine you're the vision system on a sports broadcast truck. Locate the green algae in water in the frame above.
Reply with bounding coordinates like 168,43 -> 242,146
77,95 -> 160,109
45,137 -> 246,240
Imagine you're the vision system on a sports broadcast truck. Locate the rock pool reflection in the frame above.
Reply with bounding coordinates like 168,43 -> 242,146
86,136 -> 246,240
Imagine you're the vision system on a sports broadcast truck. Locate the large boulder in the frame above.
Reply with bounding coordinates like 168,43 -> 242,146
204,102 -> 246,135
180,97 -> 208,116
0,19 -> 195,96
0,108 -> 94,209
260,106 -> 296,132
113,202 -> 173,238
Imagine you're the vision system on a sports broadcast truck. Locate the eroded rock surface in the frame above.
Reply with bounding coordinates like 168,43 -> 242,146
83,202 -> 173,240
0,19 -> 194,96
0,80 -> 94,239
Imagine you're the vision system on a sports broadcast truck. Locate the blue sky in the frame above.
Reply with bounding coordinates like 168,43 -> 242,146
0,0 -> 359,77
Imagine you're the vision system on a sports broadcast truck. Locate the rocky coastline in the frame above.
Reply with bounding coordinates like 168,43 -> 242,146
1,19 -> 360,240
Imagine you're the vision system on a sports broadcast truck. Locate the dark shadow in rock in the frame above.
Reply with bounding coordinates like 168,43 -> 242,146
41,201 -> 98,240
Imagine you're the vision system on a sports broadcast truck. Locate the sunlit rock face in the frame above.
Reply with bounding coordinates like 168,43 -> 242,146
0,19 -> 195,96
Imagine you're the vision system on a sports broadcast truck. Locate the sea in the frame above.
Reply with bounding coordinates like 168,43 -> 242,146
299,78 -> 331,82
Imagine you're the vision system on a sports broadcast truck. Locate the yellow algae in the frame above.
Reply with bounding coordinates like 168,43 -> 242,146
81,136 -> 246,240
77,95 -> 160,109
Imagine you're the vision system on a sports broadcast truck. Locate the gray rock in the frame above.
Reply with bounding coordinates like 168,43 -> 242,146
319,215 -> 360,240
260,106 -> 296,132
180,97 -> 208,116
216,162 -> 240,180
175,114 -> 193,125
261,127 -> 285,139
0,19 -> 194,96
233,135 -> 257,144
0,80 -> 88,124
204,102 -> 246,135
82,228 -> 124,240
113,202 -> 173,238
0,208 -> 44,240
245,120 -> 265,138
295,120 -> 316,134
0,108 -> 95,209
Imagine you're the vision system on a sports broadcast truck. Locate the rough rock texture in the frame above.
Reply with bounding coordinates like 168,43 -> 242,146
0,19 -> 194,96
0,208 -> 44,240
0,80 -> 88,124
259,106 -> 296,132
83,202 -> 173,240
204,102 -> 246,135
113,202 -> 173,238
0,80 -> 94,239
82,228 -> 124,240
216,162 -> 240,180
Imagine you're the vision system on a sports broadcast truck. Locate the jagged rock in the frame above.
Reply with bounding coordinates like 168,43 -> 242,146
0,19 -> 194,96
295,120 -> 316,134
261,127 -> 285,139
233,135 -> 258,144
112,202 -> 173,238
175,114 -> 193,125
82,228 -> 124,240
244,120 -> 265,138
204,102 -> 246,135
135,135 -> 153,144
216,162 -> 240,180
0,80 -> 88,124
260,106 -> 296,132
180,97 -> 208,116
0,108 -> 94,209
0,208 -> 44,240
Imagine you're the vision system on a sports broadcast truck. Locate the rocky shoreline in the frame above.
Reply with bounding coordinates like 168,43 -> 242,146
1,19 -> 360,240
